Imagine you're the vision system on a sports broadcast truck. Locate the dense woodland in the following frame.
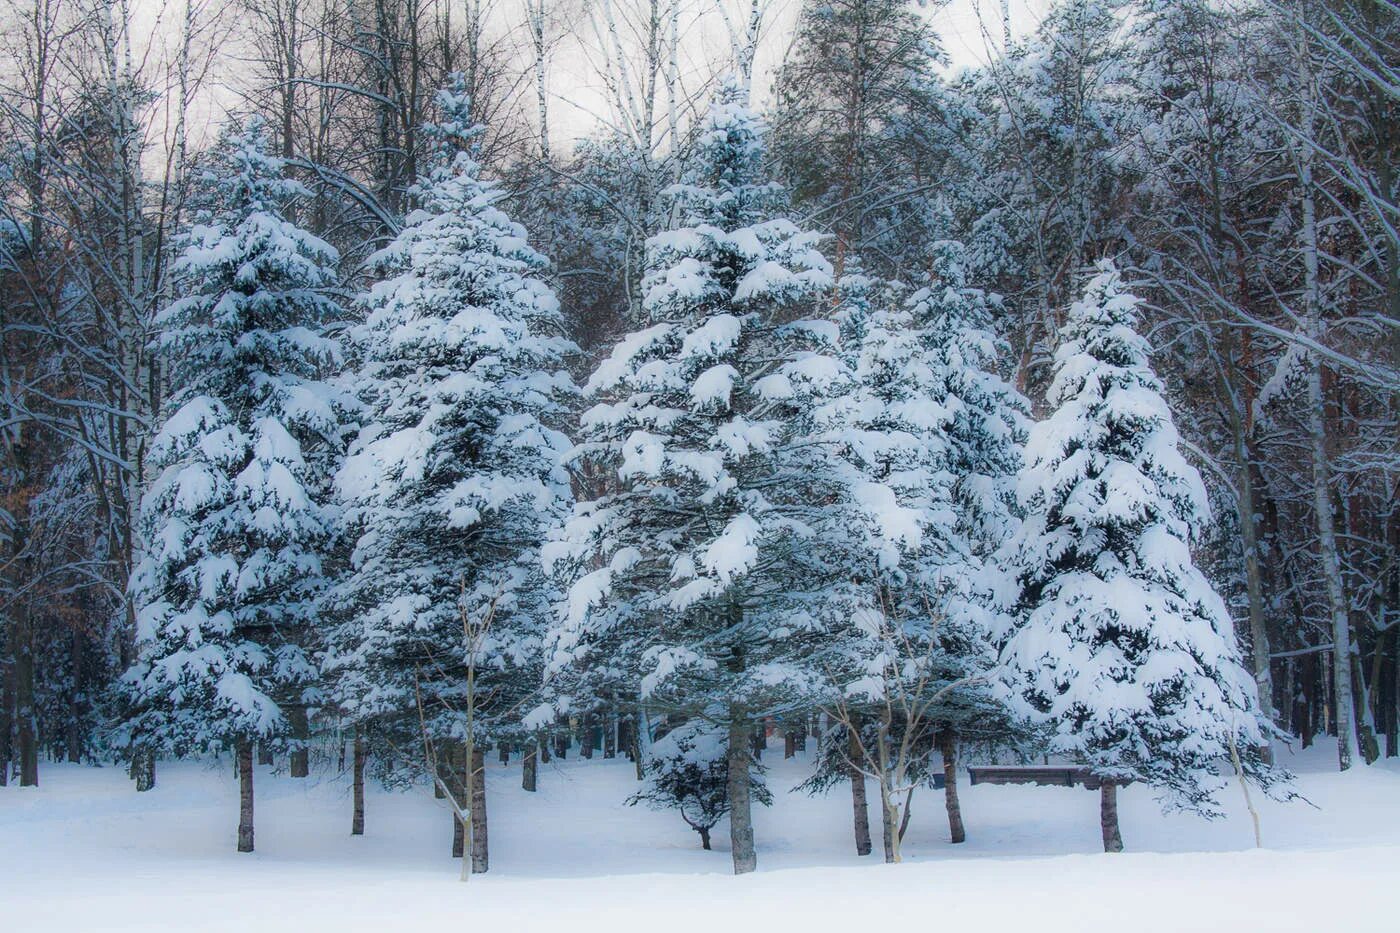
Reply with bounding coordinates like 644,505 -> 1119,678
1,0 -> 1397,875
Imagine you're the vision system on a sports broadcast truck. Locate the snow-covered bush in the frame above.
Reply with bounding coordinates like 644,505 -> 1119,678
628,718 -> 772,850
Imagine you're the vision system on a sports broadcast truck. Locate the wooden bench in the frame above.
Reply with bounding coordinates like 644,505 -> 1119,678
967,765 -> 1116,790
965,765 -> 1131,852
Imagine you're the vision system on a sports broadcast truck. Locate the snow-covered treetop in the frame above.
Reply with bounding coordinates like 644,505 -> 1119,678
1028,259 -> 1209,549
674,77 -> 773,222
158,117 -> 342,423
421,73 -> 482,167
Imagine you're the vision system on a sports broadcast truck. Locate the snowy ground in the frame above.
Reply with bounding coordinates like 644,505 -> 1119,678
2,739 -> 1397,932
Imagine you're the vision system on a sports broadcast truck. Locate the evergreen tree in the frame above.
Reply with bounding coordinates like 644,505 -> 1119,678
996,261 -> 1278,852
543,79 -> 836,875
912,241 -> 1030,567
122,119 -> 344,850
950,0 -> 1142,389
324,79 -> 577,859
773,0 -> 946,278
803,246 -> 1030,860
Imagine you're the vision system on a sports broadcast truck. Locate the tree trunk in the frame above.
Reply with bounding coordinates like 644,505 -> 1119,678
784,730 -> 796,759
849,728 -> 872,856
289,705 -> 309,778
499,743 -> 510,765
554,730 -> 567,760
0,658 -> 10,787
133,747 -> 155,792
1357,648 -> 1382,764
620,715 -> 634,761
258,742 -> 273,767
1389,633 -> 1399,758
522,741 -> 538,792
452,810 -> 465,858
1302,651 -> 1317,748
66,633 -> 82,763
580,715 -> 593,759
939,730 -> 966,844
1234,456 -> 1276,765
351,728 -> 365,836
451,745 -> 465,858
880,785 -> 898,863
603,711 -> 617,759
698,826 -> 712,850
1100,782 -> 1123,853
726,713 -> 757,874
539,731 -> 551,764
15,613 -> 37,786
1298,70 -> 1360,771
237,740 -> 255,853
470,747 -> 488,874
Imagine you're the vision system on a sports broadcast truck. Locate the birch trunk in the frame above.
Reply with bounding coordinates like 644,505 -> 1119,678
880,789 -> 898,863
1295,10 -> 1360,772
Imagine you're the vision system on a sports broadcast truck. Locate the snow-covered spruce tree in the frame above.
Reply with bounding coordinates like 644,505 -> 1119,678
802,249 -> 1029,862
996,261 -> 1278,853
911,241 -> 1030,568
325,78 -> 576,873
543,78 -> 835,875
122,118 -> 344,852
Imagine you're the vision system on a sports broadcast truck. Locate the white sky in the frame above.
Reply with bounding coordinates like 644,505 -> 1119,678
545,0 -> 1051,146
119,0 -> 1051,160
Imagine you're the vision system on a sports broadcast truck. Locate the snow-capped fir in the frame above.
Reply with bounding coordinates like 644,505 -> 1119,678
542,78 -> 835,873
911,240 -> 1030,563
995,261 -> 1276,814
325,77 -> 577,757
123,118 -> 345,757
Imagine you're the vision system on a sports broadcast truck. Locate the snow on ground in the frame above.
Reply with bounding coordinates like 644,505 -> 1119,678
2,739 -> 1397,932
